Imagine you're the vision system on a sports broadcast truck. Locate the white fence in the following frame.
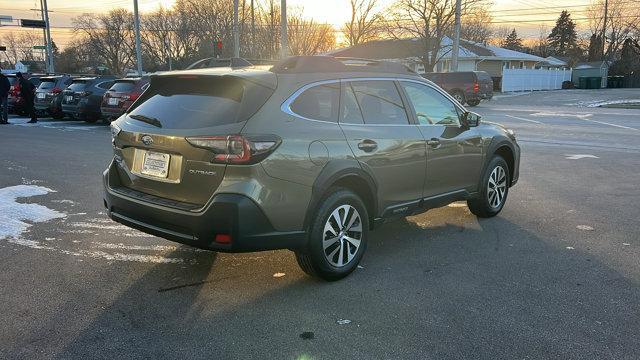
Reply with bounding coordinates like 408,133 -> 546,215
501,68 -> 572,92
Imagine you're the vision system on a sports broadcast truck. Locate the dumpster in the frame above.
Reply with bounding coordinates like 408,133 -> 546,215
578,77 -> 587,89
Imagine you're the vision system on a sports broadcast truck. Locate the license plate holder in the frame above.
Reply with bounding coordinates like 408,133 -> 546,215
37,93 -> 46,99
141,151 -> 170,178
108,97 -> 118,106
65,95 -> 74,102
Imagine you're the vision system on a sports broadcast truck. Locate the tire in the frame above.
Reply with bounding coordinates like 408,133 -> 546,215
295,188 -> 369,281
468,156 -> 510,218
451,90 -> 466,105
467,99 -> 480,107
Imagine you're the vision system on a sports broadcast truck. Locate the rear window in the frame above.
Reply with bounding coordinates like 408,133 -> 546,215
127,77 -> 274,129
67,81 -> 88,91
474,71 -> 492,81
38,80 -> 56,90
109,81 -> 136,92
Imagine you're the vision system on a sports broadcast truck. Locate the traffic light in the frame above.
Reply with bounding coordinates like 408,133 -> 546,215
20,19 -> 46,29
214,40 -> 222,58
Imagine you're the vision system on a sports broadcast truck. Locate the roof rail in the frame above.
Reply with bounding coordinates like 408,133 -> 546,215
270,55 -> 416,75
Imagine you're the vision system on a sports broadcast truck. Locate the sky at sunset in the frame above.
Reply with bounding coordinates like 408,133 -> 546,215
1,0 -> 598,50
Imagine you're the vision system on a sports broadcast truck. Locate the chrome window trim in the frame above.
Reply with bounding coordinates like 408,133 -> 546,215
280,76 -> 467,127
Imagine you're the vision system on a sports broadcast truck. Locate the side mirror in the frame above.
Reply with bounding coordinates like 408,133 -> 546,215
463,111 -> 481,127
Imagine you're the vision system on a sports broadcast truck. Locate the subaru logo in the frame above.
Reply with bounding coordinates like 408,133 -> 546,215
141,135 -> 153,146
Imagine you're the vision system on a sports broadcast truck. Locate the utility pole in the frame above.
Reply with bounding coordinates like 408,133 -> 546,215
233,0 -> 240,58
601,0 -> 608,60
42,0 -> 54,73
280,0 -> 287,58
451,0 -> 461,72
251,0 -> 255,58
133,0 -> 143,76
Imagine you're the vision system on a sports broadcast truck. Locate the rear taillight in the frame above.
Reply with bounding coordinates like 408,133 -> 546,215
473,82 -> 479,93
186,135 -> 281,165
52,87 -> 62,94
122,92 -> 140,101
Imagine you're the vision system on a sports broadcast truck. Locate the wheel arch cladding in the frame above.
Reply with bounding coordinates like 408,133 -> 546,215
490,141 -> 515,186
305,162 -> 378,231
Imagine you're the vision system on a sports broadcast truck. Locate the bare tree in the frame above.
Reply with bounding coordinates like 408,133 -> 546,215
73,9 -> 136,74
587,0 -> 640,60
288,11 -> 336,55
0,31 -> 43,64
341,0 -> 383,46
460,7 -> 493,44
385,0 -> 487,72
142,6 -> 199,70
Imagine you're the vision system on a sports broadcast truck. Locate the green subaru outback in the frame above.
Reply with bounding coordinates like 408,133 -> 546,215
104,56 -> 520,280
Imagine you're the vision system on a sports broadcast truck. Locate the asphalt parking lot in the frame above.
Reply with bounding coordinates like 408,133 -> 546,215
1,88 -> 639,359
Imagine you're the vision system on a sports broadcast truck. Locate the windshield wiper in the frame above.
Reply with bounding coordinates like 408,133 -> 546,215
129,114 -> 162,128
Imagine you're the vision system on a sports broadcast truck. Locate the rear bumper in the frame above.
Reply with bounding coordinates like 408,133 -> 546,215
467,92 -> 493,101
102,161 -> 306,252
62,103 -> 98,119
100,106 -> 126,119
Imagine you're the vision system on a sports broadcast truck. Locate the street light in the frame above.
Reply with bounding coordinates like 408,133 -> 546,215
133,0 -> 143,75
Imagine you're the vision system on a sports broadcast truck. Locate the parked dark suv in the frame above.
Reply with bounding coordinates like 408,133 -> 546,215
104,56 -> 520,280
34,75 -> 74,119
62,76 -> 116,122
101,77 -> 150,122
422,71 -> 493,106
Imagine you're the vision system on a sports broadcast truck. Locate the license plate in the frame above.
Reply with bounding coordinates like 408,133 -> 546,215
141,151 -> 170,178
37,93 -> 46,99
65,95 -> 74,102
108,97 -> 118,106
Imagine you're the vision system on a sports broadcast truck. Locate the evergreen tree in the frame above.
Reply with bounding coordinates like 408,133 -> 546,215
547,10 -> 577,56
587,34 -> 603,61
502,29 -> 523,51
610,38 -> 640,76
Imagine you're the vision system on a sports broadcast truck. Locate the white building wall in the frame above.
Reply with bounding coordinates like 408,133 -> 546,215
501,68 -> 572,92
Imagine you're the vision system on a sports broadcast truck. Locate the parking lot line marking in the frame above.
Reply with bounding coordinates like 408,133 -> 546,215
505,114 -> 543,124
577,118 -> 639,131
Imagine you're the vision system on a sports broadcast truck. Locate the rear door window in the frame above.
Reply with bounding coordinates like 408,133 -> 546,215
128,76 -> 274,129
290,83 -> 339,122
349,80 -> 409,125
340,83 -> 364,124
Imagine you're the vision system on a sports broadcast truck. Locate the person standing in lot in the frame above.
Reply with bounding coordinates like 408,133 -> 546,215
17,72 -> 37,124
0,70 -> 10,124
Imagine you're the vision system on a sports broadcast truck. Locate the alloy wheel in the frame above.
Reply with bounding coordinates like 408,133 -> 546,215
322,205 -> 363,267
487,165 -> 507,208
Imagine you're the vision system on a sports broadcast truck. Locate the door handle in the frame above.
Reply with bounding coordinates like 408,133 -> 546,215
427,138 -> 441,148
357,139 -> 378,152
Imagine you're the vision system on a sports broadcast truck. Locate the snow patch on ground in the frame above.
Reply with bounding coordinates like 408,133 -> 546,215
0,185 -> 66,240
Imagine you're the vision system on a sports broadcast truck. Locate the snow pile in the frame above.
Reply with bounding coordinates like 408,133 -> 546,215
585,99 -> 640,108
0,185 -> 66,240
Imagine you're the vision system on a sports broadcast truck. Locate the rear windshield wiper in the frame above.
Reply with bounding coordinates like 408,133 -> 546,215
129,114 -> 162,128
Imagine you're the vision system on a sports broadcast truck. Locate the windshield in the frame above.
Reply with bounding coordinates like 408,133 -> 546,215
38,80 -> 56,90
67,81 -> 88,91
109,81 -> 136,93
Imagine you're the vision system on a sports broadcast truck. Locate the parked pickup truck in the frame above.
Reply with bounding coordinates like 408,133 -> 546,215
422,71 -> 493,106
